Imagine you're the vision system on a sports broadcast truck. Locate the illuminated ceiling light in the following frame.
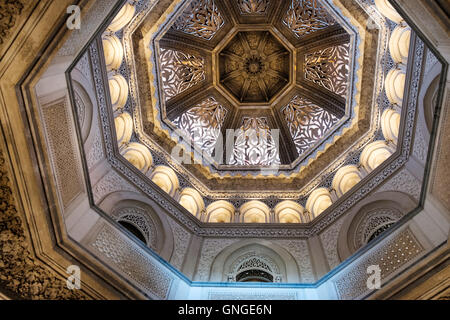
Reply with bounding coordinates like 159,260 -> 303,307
374,0 -> 403,24
108,74 -> 129,111
107,2 -> 136,32
360,141 -> 393,173
381,108 -> 401,144
150,166 -> 180,197
240,201 -> 270,223
179,188 -> 205,217
102,34 -> 124,71
385,68 -> 406,106
389,25 -> 411,65
306,188 -> 333,218
332,165 -> 364,197
206,200 -> 235,223
114,112 -> 133,147
120,142 -> 153,173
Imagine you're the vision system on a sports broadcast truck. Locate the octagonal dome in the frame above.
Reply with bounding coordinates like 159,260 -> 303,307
153,0 -> 354,172
218,30 -> 291,104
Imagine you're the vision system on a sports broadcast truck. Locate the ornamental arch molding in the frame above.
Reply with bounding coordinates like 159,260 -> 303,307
337,192 -> 417,260
97,191 -> 175,261
208,240 -> 300,283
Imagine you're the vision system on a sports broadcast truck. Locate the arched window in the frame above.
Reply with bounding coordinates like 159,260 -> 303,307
227,253 -> 282,283
367,222 -> 396,243
118,220 -> 147,244
236,269 -> 273,283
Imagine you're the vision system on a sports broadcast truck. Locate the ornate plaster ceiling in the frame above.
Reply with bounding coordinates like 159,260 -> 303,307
153,0 -> 354,173
72,0 -> 419,228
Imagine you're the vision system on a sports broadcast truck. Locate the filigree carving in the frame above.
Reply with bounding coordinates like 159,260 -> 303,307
238,0 -> 269,14
172,0 -> 224,40
173,97 -> 227,156
229,117 -> 281,166
305,43 -> 350,98
334,228 -> 424,299
92,170 -> 139,203
282,96 -> 339,156
275,239 -> 314,282
159,48 -> 205,102
112,207 -> 157,249
91,225 -> 173,299
377,168 -> 422,201
283,0 -> 335,38
227,251 -> 281,282
167,218 -> 191,271
42,99 -> 83,207
320,218 -> 345,269
353,209 -> 403,250
86,125 -> 105,170
219,31 -> 290,103
0,149 -> 87,300
89,32 -> 424,235
196,238 -> 239,281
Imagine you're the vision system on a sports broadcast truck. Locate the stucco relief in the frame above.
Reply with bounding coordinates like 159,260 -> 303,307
167,217 -> 191,271
320,218 -> 345,270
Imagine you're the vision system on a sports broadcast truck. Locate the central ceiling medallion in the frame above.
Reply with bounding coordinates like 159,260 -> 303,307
219,31 -> 290,103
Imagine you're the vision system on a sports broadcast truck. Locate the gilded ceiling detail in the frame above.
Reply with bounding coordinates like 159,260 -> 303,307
237,0 -> 270,15
229,117 -> 281,166
159,48 -> 205,102
172,0 -> 224,40
283,0 -> 336,38
173,97 -> 227,156
282,96 -> 339,156
304,43 -> 351,98
219,31 -> 290,103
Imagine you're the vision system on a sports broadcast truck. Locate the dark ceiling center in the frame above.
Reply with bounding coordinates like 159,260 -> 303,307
219,31 -> 290,103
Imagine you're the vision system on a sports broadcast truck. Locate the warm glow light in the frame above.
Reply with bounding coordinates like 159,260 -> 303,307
381,108 -> 401,143
332,165 -> 363,196
374,0 -> 403,24
114,112 -> 133,146
385,68 -> 406,106
360,141 -> 393,172
274,201 -> 304,223
103,34 -> 124,71
109,74 -> 129,111
121,142 -> 153,173
107,2 -> 136,32
150,166 -> 179,196
207,201 -> 235,223
306,188 -> 333,218
179,188 -> 205,217
389,25 -> 411,65
240,201 -> 270,223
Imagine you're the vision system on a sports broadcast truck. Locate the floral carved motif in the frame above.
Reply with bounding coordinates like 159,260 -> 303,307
0,149 -> 87,299
159,48 -> 205,102
283,0 -> 335,38
172,0 -> 224,40
282,95 -> 339,156
304,44 -> 350,98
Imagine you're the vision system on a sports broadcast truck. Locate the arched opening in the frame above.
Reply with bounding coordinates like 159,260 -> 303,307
236,269 -> 274,283
367,222 -> 396,243
118,220 -> 146,244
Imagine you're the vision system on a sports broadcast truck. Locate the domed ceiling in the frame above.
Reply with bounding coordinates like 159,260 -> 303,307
81,0 -> 416,228
154,0 -> 353,171
44,0 -> 440,292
